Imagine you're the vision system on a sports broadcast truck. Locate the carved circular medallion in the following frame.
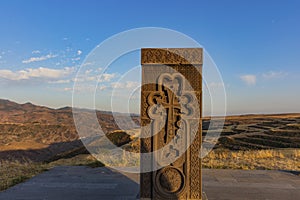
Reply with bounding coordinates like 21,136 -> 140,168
156,167 -> 185,194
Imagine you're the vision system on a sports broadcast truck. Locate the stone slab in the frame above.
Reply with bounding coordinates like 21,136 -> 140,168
202,169 -> 300,200
0,166 -> 139,200
0,167 -> 299,200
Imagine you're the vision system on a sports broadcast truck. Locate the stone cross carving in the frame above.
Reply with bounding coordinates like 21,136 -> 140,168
140,48 -> 203,199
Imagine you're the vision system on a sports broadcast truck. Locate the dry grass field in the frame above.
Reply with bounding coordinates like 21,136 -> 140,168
201,114 -> 300,171
0,159 -> 46,191
202,148 -> 300,170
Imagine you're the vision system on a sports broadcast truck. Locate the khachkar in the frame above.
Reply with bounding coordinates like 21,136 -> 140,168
140,48 -> 203,199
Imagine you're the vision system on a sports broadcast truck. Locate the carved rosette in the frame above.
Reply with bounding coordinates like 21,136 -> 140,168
156,167 -> 185,194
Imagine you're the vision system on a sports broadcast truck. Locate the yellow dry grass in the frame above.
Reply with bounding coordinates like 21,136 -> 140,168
0,159 -> 47,191
0,141 -> 48,151
202,148 -> 300,170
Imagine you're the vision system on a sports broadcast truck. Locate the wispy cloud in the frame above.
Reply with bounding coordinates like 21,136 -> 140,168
72,69 -> 115,83
69,80 -> 139,93
111,81 -> 139,89
62,85 -> 95,93
63,87 -> 73,91
98,85 -> 107,91
77,50 -> 82,56
48,79 -> 71,84
101,73 -> 116,82
31,50 -> 41,54
72,57 -> 81,61
0,67 -> 74,81
22,54 -> 57,64
240,74 -> 256,86
262,71 -> 287,79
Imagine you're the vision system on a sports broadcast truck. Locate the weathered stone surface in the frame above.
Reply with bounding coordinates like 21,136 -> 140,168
140,48 -> 203,199
0,166 -> 139,200
1,167 -> 298,200
141,48 -> 203,65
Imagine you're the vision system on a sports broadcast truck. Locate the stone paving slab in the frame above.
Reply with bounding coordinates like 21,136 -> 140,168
0,166 -> 139,200
0,166 -> 299,200
203,169 -> 300,200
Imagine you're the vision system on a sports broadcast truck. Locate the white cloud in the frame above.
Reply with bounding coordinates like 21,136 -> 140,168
111,81 -> 139,89
66,84 -> 95,93
0,70 -> 25,80
48,79 -> 70,84
101,73 -> 116,82
72,70 -> 115,84
98,85 -> 107,91
240,74 -> 256,86
96,67 -> 103,72
77,50 -> 82,56
262,71 -> 287,79
32,50 -> 41,54
64,87 -> 72,91
0,67 -> 74,81
72,57 -> 81,61
84,69 -> 93,75
22,54 -> 57,64
111,82 -> 123,89
125,81 -> 139,88
81,62 -> 94,67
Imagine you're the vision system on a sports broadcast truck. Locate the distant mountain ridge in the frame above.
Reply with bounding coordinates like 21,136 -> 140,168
0,99 -> 139,162
0,99 -> 72,125
0,99 -> 139,125
0,98 -> 140,138
0,99 -> 52,111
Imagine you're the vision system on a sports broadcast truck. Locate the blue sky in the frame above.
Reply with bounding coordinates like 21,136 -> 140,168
0,0 -> 299,115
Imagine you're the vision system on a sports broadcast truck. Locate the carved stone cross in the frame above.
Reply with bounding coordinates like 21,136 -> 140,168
149,73 -> 183,144
140,48 -> 203,199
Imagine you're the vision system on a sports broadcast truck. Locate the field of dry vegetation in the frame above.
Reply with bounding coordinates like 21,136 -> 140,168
202,148 -> 300,170
201,114 -> 300,171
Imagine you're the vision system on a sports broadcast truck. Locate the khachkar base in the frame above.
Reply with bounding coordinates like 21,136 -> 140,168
140,48 -> 203,200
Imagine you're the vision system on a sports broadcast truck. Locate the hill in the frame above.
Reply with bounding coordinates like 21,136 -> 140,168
0,99 -> 299,161
0,99 -> 139,162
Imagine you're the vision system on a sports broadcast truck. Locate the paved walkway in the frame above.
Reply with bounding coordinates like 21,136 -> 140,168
0,166 -> 299,200
203,169 -> 300,200
0,166 -> 139,200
